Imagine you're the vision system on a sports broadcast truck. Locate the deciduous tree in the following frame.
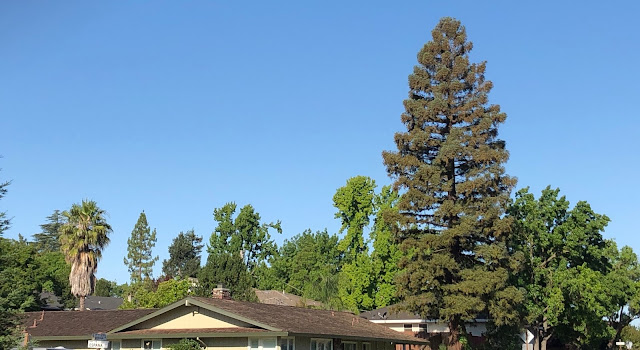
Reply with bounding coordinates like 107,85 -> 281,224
382,17 -> 520,349
197,252 -> 257,302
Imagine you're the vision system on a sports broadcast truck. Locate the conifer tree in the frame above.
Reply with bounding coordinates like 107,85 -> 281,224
162,230 -> 203,279
33,210 -> 64,252
382,17 -> 520,349
0,161 -> 10,236
124,211 -> 158,284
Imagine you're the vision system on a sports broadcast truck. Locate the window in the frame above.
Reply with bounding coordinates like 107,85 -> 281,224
143,340 -> 161,350
280,337 -> 295,350
418,323 -> 427,332
343,342 -> 356,350
249,338 -> 278,350
362,343 -> 371,350
110,341 -> 121,350
403,324 -> 413,332
311,339 -> 333,350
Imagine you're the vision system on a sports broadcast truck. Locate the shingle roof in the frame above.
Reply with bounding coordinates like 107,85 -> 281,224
359,304 -> 489,321
191,297 -> 426,343
116,327 -> 269,335
255,290 -> 324,308
21,309 -> 156,337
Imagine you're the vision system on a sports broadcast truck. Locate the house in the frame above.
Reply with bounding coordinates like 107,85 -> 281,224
359,305 -> 489,350
21,289 -> 427,350
40,292 -> 124,311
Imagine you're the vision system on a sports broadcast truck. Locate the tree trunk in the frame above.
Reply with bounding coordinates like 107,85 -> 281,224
446,319 -> 463,350
79,295 -> 85,311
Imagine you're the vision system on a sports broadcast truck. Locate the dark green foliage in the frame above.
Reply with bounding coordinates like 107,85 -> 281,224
509,186 -> 612,350
0,162 -> 10,236
258,229 -> 343,308
162,230 -> 203,279
124,211 -> 158,284
167,339 -> 203,350
36,251 -> 74,308
94,278 -> 124,298
382,17 -> 519,347
197,252 -> 257,302
209,203 -> 281,280
33,210 -> 64,253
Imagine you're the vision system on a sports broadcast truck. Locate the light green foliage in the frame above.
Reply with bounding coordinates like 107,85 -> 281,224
162,230 -> 203,279
333,178 -> 402,312
509,186 -> 612,350
121,279 -> 194,309
33,210 -> 64,253
124,211 -> 159,284
258,229 -> 343,309
621,326 -> 640,349
382,17 -> 519,348
370,185 -> 401,308
208,203 -> 281,284
59,200 -> 112,310
197,252 -> 257,302
167,339 -> 203,350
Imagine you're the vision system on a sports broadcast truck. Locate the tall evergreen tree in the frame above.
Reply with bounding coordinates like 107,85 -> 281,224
162,230 -> 203,279
124,211 -> 158,284
382,17 -> 520,349
33,210 -> 64,252
0,160 -> 10,235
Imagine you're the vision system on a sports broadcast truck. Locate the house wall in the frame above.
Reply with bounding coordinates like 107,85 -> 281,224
35,339 -> 91,350
131,305 -> 254,330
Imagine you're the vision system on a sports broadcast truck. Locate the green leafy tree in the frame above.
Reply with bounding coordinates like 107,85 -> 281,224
621,326 -> 640,349
259,229 -> 343,308
36,250 -> 74,308
509,186 -> 612,350
94,278 -> 125,298
197,252 -> 257,302
209,203 -> 281,282
33,210 -> 64,253
604,244 -> 640,349
124,211 -> 158,284
121,278 -> 193,309
59,200 -> 112,311
162,230 -> 203,279
333,176 -> 376,312
370,185 -> 401,308
381,17 -> 520,349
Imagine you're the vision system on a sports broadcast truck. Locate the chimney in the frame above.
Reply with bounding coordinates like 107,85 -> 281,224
212,284 -> 232,300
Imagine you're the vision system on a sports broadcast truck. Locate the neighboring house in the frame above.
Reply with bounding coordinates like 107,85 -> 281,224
360,305 -> 488,350
21,290 -> 426,350
255,290 -> 324,308
40,293 -> 124,311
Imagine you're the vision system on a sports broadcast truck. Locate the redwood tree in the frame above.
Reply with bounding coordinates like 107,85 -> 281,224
382,17 -> 521,349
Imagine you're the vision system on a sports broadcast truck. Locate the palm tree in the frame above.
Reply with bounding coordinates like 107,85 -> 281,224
59,200 -> 112,311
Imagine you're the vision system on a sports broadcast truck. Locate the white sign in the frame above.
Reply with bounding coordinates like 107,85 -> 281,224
519,330 -> 534,343
88,340 -> 109,349
92,333 -> 107,341
616,342 -> 626,346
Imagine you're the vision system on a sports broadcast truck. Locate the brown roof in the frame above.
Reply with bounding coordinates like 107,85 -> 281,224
255,290 -> 324,308
116,327 -> 269,335
21,309 -> 156,337
359,304 -> 489,321
192,297 -> 426,343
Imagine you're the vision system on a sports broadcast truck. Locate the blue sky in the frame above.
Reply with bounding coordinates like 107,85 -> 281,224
1,1 -> 638,283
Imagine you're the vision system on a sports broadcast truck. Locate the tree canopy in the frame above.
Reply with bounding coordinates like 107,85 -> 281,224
382,17 -> 520,349
162,230 -> 203,279
124,211 -> 158,284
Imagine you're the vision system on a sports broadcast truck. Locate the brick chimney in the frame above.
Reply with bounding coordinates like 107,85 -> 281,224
212,284 -> 232,300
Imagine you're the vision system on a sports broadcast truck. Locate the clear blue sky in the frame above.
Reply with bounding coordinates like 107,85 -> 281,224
1,1 -> 638,283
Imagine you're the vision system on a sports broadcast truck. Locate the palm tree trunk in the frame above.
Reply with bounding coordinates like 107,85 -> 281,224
79,295 -> 85,311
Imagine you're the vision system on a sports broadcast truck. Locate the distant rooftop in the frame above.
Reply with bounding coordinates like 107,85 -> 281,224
254,289 -> 324,308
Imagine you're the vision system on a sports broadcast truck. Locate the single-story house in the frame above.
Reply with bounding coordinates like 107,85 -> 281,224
254,290 -> 323,308
21,291 -> 427,350
360,305 -> 489,349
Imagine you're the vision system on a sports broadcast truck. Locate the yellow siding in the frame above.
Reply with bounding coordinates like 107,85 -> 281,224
130,305 -> 254,330
36,340 -> 90,350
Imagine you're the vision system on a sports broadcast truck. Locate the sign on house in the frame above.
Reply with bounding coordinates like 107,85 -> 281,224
92,333 -> 107,341
88,340 -> 109,349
